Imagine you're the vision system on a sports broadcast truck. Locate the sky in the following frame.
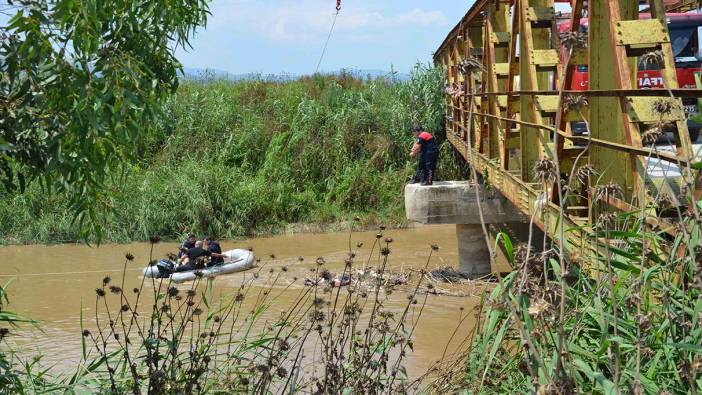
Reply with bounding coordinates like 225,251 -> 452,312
175,0 -> 471,75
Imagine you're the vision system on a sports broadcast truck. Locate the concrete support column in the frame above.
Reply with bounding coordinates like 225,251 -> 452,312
456,224 -> 491,277
404,182 -> 525,278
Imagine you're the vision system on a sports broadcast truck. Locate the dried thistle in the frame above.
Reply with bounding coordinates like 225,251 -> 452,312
654,193 -> 675,209
533,158 -> 557,183
95,288 -> 106,298
320,269 -> 333,281
651,98 -> 679,116
560,31 -> 587,50
641,123 -> 665,144
125,252 -> 135,261
102,276 -> 111,286
527,299 -> 551,319
574,165 -> 596,186
149,235 -> 161,244
593,183 -> 623,202
597,212 -> 617,228
562,94 -> 588,112
458,56 -> 484,76
109,286 -> 122,295
640,50 -> 664,68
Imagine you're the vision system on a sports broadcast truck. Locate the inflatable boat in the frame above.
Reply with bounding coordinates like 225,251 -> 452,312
143,249 -> 255,283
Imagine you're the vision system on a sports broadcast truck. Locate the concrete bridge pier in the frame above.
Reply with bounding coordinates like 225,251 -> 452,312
405,181 -> 525,278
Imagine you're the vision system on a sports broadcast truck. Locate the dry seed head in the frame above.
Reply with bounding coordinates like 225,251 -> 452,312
533,158 -> 557,183
574,164 -> 596,186
593,182 -> 623,202
125,252 -> 134,261
651,98 -> 679,116
562,94 -> 588,112
641,123 -> 665,144
527,299 -> 550,319
597,212 -> 617,228
640,50 -> 664,68
458,56 -> 484,76
654,192 -> 675,209
560,30 -> 587,50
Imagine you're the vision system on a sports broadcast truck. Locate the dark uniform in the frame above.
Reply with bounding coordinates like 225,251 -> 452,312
207,241 -> 224,266
179,238 -> 196,258
413,131 -> 439,185
176,247 -> 211,272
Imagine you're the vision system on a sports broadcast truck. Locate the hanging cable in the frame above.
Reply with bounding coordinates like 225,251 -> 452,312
314,1 -> 341,74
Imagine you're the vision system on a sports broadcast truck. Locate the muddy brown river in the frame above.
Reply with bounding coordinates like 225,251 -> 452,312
0,225 -> 486,381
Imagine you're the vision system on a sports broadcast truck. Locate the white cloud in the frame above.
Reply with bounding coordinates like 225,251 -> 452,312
208,1 -> 449,43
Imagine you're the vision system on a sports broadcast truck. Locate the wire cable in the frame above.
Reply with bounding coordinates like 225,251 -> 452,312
314,8 -> 340,74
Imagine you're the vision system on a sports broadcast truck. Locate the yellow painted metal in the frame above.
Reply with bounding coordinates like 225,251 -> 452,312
614,19 -> 669,47
433,0 -> 700,249
490,31 -> 511,44
535,95 -> 559,113
627,97 -> 685,123
530,49 -> 560,67
526,6 -> 554,22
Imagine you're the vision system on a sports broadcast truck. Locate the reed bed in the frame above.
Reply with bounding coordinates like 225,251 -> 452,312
0,66 -> 463,245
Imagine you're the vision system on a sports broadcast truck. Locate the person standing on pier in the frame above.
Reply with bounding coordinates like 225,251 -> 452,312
409,125 -> 439,186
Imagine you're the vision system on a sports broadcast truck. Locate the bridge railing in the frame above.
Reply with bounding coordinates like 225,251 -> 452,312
435,0 -> 702,245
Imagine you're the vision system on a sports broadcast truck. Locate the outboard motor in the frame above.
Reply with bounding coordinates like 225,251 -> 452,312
156,259 -> 175,278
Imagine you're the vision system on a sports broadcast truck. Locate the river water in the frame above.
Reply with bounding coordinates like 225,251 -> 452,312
0,225 -> 486,381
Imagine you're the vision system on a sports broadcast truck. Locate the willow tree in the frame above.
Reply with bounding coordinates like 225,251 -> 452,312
0,0 -> 209,240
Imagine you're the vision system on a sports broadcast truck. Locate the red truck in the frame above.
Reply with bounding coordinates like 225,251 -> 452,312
559,13 -> 702,141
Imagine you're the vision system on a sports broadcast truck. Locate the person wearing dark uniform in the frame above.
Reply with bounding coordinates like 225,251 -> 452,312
409,125 -> 439,185
176,240 -> 211,272
179,234 -> 197,258
204,237 -> 224,266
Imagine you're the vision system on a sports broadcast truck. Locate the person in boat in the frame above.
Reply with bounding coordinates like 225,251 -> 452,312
179,234 -> 197,258
409,125 -> 439,186
176,240 -> 212,272
204,237 -> 225,266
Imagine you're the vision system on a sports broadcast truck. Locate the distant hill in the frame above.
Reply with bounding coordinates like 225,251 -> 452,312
179,67 -> 410,82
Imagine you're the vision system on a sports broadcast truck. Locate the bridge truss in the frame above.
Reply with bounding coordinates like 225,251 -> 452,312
435,0 -> 702,250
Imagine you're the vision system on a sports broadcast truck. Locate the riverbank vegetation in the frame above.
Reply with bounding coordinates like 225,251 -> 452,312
0,66 -> 461,245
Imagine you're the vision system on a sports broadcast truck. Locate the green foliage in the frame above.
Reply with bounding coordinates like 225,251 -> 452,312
432,213 -> 702,393
0,0 -> 209,241
0,65 -> 456,244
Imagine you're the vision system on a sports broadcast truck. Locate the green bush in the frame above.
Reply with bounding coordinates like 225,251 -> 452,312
0,64 -> 460,244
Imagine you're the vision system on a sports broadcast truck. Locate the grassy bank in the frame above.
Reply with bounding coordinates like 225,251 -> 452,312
0,65 -> 462,244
